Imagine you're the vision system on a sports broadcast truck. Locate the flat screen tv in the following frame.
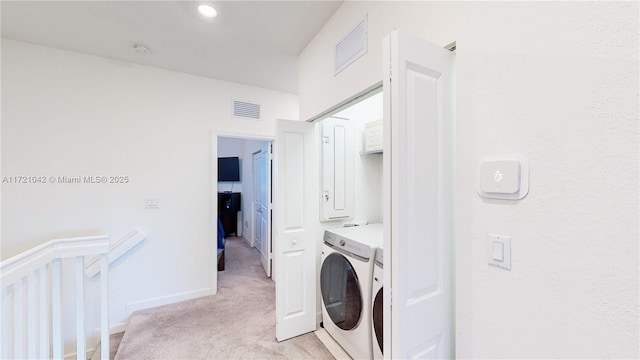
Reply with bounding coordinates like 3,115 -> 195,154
218,157 -> 240,182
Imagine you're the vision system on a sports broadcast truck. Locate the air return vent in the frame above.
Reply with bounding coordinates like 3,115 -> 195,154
233,100 -> 261,120
335,15 -> 368,75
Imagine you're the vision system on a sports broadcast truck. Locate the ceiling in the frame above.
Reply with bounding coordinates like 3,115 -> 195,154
1,1 -> 343,94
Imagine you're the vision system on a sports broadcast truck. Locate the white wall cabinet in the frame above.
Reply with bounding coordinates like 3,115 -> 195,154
321,117 -> 354,221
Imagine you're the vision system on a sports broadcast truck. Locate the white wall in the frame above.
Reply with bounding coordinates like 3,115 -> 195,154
1,39 -> 298,346
299,1 -> 639,358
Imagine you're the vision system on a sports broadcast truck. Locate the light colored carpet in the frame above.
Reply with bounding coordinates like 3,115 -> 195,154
115,237 -> 334,359
90,332 -> 124,360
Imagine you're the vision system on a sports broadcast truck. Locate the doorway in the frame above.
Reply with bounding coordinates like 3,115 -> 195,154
214,135 -> 273,287
274,86 -> 385,343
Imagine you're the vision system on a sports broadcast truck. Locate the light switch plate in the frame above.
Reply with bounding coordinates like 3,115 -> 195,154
488,233 -> 511,270
478,154 -> 529,200
145,197 -> 159,209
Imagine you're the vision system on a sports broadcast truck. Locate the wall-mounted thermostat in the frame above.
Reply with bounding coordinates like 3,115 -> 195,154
478,154 -> 529,200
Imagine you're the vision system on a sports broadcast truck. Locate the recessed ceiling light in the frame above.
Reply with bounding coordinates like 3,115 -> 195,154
198,4 -> 217,18
133,44 -> 151,54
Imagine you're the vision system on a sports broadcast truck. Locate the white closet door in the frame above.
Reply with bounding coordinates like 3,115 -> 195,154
384,30 -> 455,359
275,119 -> 318,341
254,147 -> 272,277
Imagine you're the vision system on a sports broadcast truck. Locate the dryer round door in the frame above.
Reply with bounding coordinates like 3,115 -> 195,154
320,252 -> 363,330
372,287 -> 383,353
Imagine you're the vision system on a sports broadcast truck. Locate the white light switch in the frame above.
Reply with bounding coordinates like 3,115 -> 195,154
145,197 -> 159,209
488,234 -> 511,270
492,241 -> 504,261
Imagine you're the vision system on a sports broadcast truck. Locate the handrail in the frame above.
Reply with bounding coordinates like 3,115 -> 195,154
1,235 -> 110,285
1,234 -> 111,360
85,230 -> 146,278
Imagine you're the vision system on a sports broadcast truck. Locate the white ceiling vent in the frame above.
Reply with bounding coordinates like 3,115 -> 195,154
335,15 -> 368,75
233,100 -> 261,120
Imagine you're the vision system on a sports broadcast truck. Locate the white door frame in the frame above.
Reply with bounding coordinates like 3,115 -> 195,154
211,130 -> 275,294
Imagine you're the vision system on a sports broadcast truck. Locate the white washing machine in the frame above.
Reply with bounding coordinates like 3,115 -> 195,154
371,247 -> 384,360
321,224 -> 382,360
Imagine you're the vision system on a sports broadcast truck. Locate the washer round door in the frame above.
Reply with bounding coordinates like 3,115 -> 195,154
320,252 -> 363,330
372,287 -> 383,353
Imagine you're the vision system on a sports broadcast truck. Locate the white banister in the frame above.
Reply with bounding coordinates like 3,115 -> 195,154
85,229 -> 147,277
1,287 -> 10,358
100,253 -> 109,360
27,272 -> 36,358
75,256 -> 86,360
52,258 -> 63,359
14,279 -> 25,359
1,235 -> 110,360
39,264 -> 49,359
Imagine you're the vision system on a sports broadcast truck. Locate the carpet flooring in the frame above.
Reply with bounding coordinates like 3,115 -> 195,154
114,237 -> 334,359
90,332 -> 124,360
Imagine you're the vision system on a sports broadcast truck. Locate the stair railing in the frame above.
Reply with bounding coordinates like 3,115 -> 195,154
1,235 -> 110,360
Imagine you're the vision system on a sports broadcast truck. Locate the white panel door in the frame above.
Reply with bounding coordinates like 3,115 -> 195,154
383,30 -> 455,358
253,151 -> 263,249
254,147 -> 272,277
275,119 -> 318,341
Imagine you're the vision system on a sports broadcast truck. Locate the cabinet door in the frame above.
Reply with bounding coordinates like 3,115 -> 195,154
321,117 -> 354,221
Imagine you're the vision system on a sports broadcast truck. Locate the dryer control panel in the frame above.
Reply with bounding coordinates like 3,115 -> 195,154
323,225 -> 382,260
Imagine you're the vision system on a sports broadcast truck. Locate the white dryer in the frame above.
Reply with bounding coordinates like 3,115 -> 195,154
321,224 -> 382,360
371,247 -> 384,360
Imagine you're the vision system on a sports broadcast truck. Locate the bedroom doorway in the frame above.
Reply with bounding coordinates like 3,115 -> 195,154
214,134 -> 273,284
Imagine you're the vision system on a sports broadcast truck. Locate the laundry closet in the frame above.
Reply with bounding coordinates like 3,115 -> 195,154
315,90 -> 384,360
274,31 -> 454,359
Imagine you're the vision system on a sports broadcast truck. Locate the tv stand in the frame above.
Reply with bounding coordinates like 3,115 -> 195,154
218,192 -> 241,237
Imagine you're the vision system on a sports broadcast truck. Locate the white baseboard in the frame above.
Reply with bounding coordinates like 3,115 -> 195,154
126,287 -> 212,315
108,321 -> 128,334
242,234 -> 253,247
92,321 -> 128,336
